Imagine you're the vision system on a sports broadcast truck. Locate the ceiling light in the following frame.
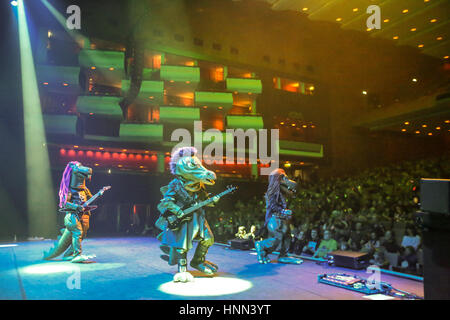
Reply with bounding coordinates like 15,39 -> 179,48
393,36 -> 399,40
384,19 -> 390,23
444,56 -> 449,59
437,36 -> 443,41
353,8 -> 358,12
436,127 -> 441,130
418,44 -> 424,48
422,124 -> 427,128
401,129 -> 406,132
336,18 -> 342,22
430,19 -> 437,23
362,90 -> 367,95
402,9 -> 409,14
302,7 -> 308,11
404,121 -> 410,125
412,78 -> 418,82
415,131 -> 420,134
428,133 -> 433,136
410,28 -> 417,32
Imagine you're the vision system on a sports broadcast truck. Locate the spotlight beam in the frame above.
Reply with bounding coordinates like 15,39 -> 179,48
17,0 -> 56,238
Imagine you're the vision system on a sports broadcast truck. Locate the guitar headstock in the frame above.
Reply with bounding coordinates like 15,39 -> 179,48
103,186 -> 112,191
226,185 -> 238,193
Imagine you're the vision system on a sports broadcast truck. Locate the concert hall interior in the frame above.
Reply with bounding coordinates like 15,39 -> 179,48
0,0 -> 449,301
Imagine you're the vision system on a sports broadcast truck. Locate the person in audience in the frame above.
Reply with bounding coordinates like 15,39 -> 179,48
401,225 -> 421,250
369,248 -> 390,269
398,246 -> 418,274
313,230 -> 338,259
244,225 -> 257,240
381,230 -> 401,254
235,226 -> 247,239
291,230 -> 308,255
302,229 -> 320,256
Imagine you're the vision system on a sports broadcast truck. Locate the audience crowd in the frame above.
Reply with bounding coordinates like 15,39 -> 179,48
207,156 -> 450,276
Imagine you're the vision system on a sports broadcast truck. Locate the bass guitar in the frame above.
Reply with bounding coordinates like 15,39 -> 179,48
156,185 -> 237,231
59,186 -> 111,213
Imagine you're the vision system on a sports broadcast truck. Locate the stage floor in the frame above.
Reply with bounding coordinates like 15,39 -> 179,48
0,237 -> 423,300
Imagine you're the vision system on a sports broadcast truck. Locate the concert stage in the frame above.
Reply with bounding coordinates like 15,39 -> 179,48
0,237 -> 423,300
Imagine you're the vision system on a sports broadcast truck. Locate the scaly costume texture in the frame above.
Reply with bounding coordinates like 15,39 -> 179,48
156,147 -> 218,282
255,168 -> 303,264
43,161 -> 93,263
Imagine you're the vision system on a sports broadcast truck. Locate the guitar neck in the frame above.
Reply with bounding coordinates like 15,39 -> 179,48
83,191 -> 102,207
184,189 -> 232,215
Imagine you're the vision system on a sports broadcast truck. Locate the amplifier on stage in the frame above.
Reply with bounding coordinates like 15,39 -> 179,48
329,251 -> 369,270
229,238 -> 254,250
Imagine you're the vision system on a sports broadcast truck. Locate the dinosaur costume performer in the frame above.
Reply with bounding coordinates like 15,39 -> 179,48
43,161 -> 94,263
156,147 -> 219,282
255,168 -> 303,265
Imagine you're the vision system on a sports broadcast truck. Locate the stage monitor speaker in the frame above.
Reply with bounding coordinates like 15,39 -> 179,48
417,178 -> 450,300
229,238 -> 253,250
420,178 -> 450,214
329,251 -> 369,270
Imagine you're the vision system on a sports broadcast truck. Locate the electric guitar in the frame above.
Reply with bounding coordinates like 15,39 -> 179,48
156,185 -> 237,231
59,186 -> 111,214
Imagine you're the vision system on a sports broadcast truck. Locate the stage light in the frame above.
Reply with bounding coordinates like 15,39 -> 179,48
17,0 -> 56,238
11,1 -> 18,6
158,277 -> 252,297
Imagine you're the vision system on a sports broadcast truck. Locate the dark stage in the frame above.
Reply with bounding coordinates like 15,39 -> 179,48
0,237 -> 423,300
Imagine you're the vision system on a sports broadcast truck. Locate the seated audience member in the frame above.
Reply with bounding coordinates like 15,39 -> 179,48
369,248 -> 390,269
349,222 -> 364,251
235,226 -> 247,239
244,225 -> 257,240
381,230 -> 401,254
398,246 -> 419,273
291,230 -> 308,255
313,230 -> 338,259
339,239 -> 349,251
302,229 -> 320,256
401,226 -> 421,250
